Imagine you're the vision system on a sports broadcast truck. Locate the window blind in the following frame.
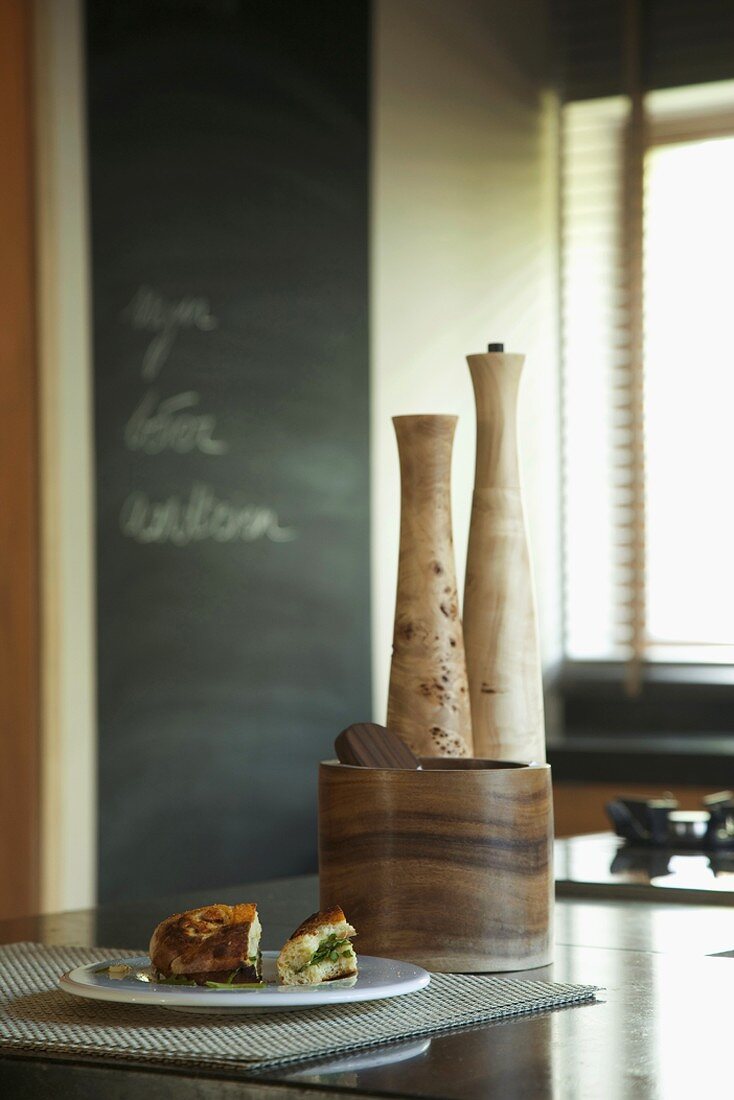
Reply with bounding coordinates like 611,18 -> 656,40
559,0 -> 734,685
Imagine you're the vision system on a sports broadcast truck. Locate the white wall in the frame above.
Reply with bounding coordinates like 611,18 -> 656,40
35,0 -> 96,913
371,0 -> 561,722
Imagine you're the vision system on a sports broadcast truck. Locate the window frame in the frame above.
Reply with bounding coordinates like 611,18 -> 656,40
558,88 -> 734,734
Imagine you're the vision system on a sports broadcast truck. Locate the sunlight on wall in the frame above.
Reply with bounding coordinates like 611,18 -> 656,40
372,0 -> 560,721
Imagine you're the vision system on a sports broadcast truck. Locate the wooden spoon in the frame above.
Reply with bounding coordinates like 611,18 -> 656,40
335,722 -> 421,770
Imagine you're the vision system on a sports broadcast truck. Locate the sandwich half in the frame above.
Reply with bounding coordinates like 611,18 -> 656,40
277,905 -> 357,986
149,902 -> 262,985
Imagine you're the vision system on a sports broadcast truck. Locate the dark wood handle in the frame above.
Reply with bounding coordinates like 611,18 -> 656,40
335,723 -> 421,770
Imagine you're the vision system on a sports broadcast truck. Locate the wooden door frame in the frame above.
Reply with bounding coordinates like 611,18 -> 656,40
0,0 -> 40,920
0,0 -> 95,920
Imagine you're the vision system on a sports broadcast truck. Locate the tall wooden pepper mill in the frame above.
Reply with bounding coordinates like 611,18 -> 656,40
387,415 -> 473,757
463,345 -> 545,763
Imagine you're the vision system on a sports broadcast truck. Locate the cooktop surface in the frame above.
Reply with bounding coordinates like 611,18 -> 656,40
555,833 -> 734,903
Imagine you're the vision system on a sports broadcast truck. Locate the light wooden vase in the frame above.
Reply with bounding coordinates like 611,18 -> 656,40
319,758 -> 554,972
463,350 -> 545,763
387,415 -> 473,758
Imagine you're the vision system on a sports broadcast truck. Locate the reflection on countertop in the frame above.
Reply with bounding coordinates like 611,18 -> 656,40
556,832 -> 734,902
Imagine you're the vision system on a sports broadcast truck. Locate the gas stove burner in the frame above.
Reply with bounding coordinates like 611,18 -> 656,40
606,791 -> 734,850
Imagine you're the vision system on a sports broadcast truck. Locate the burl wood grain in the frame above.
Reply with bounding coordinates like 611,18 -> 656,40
387,415 -> 473,758
319,759 -> 553,972
463,352 -> 545,764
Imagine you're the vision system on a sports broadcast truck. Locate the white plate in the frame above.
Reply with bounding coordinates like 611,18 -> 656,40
59,951 -> 430,1013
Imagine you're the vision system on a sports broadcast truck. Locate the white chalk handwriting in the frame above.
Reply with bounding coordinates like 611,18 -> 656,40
121,285 -> 218,380
120,482 -> 297,546
124,390 -> 228,455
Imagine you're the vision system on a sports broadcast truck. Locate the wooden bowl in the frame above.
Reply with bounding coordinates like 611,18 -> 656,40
319,758 -> 553,972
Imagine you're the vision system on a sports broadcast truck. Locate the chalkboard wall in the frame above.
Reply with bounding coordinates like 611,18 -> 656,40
86,0 -> 371,903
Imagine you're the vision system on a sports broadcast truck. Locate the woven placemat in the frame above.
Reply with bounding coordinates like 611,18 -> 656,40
0,943 -> 599,1072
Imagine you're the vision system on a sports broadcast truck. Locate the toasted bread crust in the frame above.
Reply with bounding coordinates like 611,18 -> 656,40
149,903 -> 259,978
322,968 -> 358,982
286,906 -> 347,942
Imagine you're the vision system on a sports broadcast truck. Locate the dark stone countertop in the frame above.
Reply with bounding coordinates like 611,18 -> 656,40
3,861 -> 734,1098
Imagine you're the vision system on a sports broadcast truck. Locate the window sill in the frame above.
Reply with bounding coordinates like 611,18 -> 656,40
555,660 -> 734,690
